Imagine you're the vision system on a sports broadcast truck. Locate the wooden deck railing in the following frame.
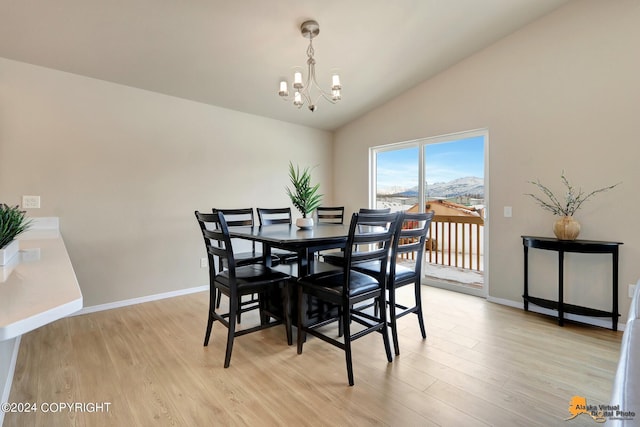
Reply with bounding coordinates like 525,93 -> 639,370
426,215 -> 484,271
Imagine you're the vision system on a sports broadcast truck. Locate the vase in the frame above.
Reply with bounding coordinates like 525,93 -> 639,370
296,217 -> 314,229
553,216 -> 581,240
0,239 -> 20,266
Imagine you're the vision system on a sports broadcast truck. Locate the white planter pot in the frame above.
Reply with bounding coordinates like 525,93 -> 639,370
0,239 -> 19,266
296,217 -> 314,229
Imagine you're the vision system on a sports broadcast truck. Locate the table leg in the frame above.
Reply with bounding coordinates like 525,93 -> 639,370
558,250 -> 564,326
523,245 -> 529,311
613,249 -> 619,331
262,243 -> 272,267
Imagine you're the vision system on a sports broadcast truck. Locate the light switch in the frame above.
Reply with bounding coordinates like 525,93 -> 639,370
22,195 -> 41,209
504,206 -> 512,217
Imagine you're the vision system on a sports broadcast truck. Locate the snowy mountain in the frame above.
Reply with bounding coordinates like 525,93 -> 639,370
426,176 -> 484,198
382,176 -> 484,198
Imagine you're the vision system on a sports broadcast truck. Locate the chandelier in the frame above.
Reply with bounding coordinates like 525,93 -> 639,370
278,20 -> 341,112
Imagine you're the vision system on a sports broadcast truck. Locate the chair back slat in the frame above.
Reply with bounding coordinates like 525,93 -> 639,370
213,208 -> 255,227
316,206 -> 345,224
358,207 -> 391,214
257,207 -> 293,225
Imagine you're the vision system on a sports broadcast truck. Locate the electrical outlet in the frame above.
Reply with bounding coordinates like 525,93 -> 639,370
503,206 -> 512,217
200,258 -> 208,268
629,284 -> 637,298
22,195 -> 41,209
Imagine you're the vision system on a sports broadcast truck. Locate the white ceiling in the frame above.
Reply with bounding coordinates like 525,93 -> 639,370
0,0 -> 569,131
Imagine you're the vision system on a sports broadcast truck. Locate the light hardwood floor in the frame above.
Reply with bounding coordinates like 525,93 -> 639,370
5,286 -> 622,426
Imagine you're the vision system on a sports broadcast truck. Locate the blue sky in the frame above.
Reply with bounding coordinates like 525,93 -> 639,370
376,135 -> 484,191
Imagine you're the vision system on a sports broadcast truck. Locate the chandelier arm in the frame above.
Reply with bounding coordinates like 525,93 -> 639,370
309,63 -> 337,103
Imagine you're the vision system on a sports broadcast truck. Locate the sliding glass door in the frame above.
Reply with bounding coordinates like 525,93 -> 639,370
370,129 -> 487,296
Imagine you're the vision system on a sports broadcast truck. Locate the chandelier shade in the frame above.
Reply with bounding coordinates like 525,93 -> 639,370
278,20 -> 341,112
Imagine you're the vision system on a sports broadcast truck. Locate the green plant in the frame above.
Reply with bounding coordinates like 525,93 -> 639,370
525,172 -> 620,216
0,203 -> 32,248
286,162 -> 323,218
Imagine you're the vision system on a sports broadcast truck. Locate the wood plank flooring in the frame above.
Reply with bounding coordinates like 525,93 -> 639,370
5,286 -> 622,426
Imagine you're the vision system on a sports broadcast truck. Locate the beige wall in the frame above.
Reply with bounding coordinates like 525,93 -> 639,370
334,0 -> 640,319
0,58 -> 333,306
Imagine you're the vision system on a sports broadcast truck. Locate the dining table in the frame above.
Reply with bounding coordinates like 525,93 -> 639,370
229,223 -> 349,330
228,223 -> 349,277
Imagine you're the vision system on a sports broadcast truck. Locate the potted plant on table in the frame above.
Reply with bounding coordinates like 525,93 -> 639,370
0,203 -> 32,265
525,172 -> 620,240
286,161 -> 323,229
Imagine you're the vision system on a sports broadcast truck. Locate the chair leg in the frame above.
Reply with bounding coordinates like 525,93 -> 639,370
282,282 -> 292,346
297,286 -> 306,354
204,289 -> 216,346
203,311 -> 214,346
415,281 -> 427,339
258,292 -> 268,326
389,286 -> 400,356
342,303 -> 355,386
224,297 -> 238,368
215,289 -> 222,308
237,295 -> 243,324
378,294 -> 393,363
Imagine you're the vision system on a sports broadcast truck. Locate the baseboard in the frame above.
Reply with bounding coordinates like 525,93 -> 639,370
73,285 -> 208,316
487,295 -> 625,331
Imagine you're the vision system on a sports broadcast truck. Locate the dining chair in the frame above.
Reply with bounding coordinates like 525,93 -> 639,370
212,208 -> 279,321
296,211 -> 401,386
195,211 -> 292,367
199,210 -> 261,321
354,211 -> 434,355
256,207 -> 298,264
322,207 -> 391,266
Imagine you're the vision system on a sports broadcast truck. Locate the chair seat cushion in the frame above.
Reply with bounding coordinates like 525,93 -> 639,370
353,260 -> 417,284
298,269 -> 381,299
215,264 -> 290,292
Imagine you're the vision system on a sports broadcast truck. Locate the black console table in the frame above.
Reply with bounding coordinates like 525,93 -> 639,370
522,236 -> 623,331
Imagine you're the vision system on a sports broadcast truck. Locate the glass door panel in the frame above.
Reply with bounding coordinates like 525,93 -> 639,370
374,146 -> 419,213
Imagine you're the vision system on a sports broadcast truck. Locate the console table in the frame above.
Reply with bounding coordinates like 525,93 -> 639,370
522,235 -> 622,331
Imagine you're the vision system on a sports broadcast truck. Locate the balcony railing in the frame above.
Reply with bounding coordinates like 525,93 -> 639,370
425,215 -> 484,271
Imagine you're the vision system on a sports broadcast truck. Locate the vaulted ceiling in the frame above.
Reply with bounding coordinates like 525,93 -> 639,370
0,0 -> 569,131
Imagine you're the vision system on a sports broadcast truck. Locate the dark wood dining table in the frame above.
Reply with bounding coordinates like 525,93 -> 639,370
228,223 -> 348,277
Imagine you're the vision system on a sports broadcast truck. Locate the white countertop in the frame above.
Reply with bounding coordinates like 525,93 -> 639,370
0,222 -> 83,341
